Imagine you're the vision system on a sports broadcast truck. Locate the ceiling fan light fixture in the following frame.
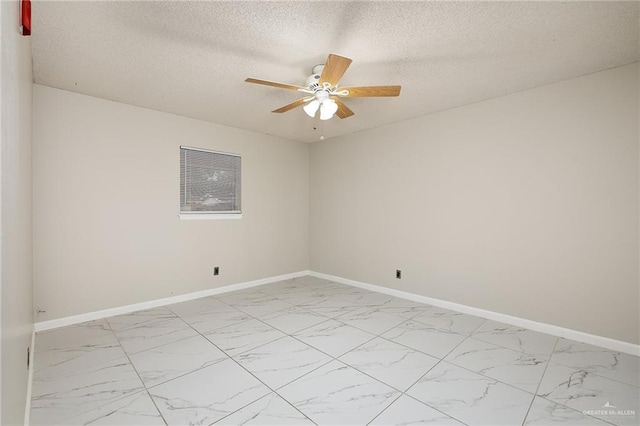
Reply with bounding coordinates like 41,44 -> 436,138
320,98 -> 338,120
303,99 -> 320,117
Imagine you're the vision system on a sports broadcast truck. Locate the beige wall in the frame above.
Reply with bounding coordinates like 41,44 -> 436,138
33,85 -> 309,320
32,64 -> 639,346
1,0 -> 34,424
310,63 -> 639,344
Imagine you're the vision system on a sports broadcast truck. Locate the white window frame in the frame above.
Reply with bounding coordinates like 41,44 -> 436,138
179,146 -> 242,220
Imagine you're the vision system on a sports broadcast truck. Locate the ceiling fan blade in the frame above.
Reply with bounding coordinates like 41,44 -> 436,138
245,78 -> 305,91
319,54 -> 352,87
339,85 -> 401,97
333,97 -> 354,119
272,98 -> 309,113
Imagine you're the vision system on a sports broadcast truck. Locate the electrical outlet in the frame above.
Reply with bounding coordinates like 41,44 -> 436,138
214,267 -> 220,276
396,269 -> 402,279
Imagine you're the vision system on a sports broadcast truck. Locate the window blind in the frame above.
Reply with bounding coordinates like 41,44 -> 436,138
180,146 -> 241,214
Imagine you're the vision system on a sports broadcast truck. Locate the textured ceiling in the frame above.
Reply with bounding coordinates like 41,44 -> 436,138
32,1 -> 639,143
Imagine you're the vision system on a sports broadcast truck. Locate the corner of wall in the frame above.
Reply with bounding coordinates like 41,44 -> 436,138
1,0 -> 35,424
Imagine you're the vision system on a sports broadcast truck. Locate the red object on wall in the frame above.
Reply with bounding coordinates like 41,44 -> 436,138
21,0 -> 31,36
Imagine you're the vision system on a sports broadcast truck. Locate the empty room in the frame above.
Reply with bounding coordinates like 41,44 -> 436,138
1,1 -> 639,425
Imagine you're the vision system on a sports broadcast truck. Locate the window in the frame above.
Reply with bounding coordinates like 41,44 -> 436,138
180,146 -> 241,216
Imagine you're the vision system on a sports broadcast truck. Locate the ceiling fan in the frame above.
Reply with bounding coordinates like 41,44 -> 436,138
245,54 -> 401,120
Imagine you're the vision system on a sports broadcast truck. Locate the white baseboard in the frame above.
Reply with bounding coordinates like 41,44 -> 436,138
34,271 -> 309,333
309,271 -> 640,357
33,269 -> 639,357
24,326 -> 35,425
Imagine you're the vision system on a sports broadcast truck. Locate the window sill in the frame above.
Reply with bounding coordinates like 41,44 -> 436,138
179,213 -> 243,220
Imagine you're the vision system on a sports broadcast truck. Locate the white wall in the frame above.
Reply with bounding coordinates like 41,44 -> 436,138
33,85 -> 309,320
1,1 -> 34,424
310,63 -> 639,344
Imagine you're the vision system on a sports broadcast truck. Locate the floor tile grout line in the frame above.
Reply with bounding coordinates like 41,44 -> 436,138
144,358 -> 229,392
460,333 -> 555,356
389,331 -> 479,426
191,296 -> 321,335
267,355 -> 397,425
409,312 -> 488,335
393,314 -> 563,425
364,316 -> 469,359
433,321 -> 582,400
338,313 -> 476,341
334,337 -> 443,393
162,303 -> 322,422
364,391 -> 405,425
271,342 -> 392,393
548,360 -> 628,426
180,319 -> 319,425
127,297 -> 339,394
522,337 -> 621,426
131,335 -> 231,390
251,294 -> 394,352
199,293 -> 420,423
202,331 -> 288,361
445,324 -> 637,421
104,319 -> 170,426
439,332 -> 559,395
240,297 -> 474,424
29,347 -> 153,423
471,326 -> 558,356
233,289 -> 546,407
43,387 -> 157,426
332,313 -> 419,337
360,325 -> 476,426
184,314 -> 255,336
236,306 -> 378,371
467,316 -> 489,335
34,317 -> 114,337
106,310 -> 179,334
115,323 -> 203,358
520,336 -> 559,426
588,371 -> 639,389
250,311 -> 337,336
289,324 -> 378,359
442,356 -> 546,395
121,290 -> 488,357
427,351 -> 545,398
210,288 -> 383,358
209,392 -> 319,426
108,315 -> 205,356
541,357 -> 640,390
164,300 -> 237,320
219,336 -> 322,424
533,395 -> 619,426
407,313 -> 561,369
402,393 -> 472,426
219,291 -> 298,309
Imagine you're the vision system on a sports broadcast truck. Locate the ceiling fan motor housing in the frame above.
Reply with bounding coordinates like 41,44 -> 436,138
305,64 -> 325,90
305,73 -> 321,90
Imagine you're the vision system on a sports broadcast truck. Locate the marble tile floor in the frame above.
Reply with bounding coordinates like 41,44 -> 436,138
30,276 -> 639,425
